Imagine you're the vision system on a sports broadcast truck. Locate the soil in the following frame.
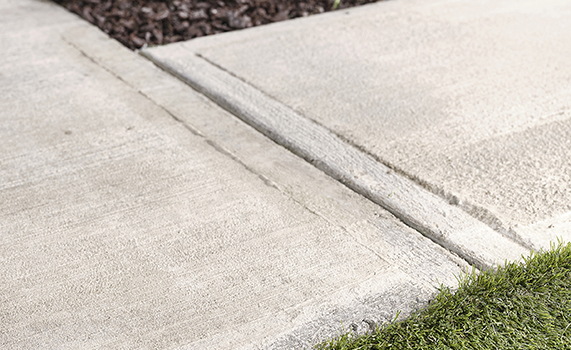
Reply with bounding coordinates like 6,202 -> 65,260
53,0 -> 383,50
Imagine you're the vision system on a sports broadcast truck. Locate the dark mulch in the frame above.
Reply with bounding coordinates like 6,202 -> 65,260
53,0 -> 383,50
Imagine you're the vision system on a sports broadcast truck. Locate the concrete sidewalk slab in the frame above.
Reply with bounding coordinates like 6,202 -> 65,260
144,0 -> 571,253
2,1 -> 467,349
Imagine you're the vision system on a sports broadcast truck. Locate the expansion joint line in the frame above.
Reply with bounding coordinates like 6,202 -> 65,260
140,47 -> 531,270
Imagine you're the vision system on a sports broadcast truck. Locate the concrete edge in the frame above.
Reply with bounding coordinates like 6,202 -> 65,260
141,45 -> 531,269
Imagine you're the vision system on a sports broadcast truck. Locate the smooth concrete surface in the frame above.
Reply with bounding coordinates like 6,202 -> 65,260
146,0 -> 571,251
1,1 -> 468,349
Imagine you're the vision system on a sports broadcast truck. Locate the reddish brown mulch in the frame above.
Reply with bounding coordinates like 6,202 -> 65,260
53,0 -> 383,50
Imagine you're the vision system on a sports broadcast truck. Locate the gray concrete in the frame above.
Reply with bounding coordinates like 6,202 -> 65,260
145,0 -> 571,251
1,1 -> 468,349
142,47 -> 529,269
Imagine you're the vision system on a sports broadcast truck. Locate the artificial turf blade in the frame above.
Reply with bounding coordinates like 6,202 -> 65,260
318,241 -> 571,350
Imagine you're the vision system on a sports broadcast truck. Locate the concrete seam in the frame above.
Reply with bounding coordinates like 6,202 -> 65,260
62,35 -> 288,196
62,35 -> 201,136
202,139 -> 283,192
61,31 -> 562,254
184,56 -> 534,251
64,34 -> 462,271
318,127 -> 536,251
140,49 -> 531,269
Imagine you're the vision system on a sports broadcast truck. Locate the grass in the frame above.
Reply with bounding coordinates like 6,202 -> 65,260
317,241 -> 571,350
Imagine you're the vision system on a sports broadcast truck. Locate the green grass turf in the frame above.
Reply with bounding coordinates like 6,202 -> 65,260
317,241 -> 571,350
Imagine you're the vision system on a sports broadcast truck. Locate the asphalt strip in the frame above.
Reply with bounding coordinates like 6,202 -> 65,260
141,45 -> 530,269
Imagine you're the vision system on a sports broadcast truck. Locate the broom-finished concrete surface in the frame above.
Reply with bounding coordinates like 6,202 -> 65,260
145,0 -> 571,252
1,1 -> 470,349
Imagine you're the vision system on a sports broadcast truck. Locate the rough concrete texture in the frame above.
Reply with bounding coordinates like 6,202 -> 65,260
150,0 -> 571,251
1,1 -> 467,349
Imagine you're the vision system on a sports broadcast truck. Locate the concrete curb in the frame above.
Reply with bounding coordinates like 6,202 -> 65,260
142,46 -> 530,269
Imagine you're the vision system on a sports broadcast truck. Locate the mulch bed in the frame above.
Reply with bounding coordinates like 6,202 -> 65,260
53,0 -> 383,50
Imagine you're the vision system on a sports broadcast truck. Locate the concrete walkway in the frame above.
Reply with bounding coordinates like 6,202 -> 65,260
2,0 -> 568,348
